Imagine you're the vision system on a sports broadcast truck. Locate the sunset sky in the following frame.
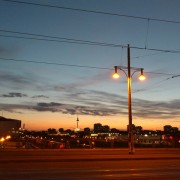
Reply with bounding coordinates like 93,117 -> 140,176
0,0 -> 180,131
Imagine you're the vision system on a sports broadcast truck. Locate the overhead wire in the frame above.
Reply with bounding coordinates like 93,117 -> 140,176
133,73 -> 180,94
1,56 -> 179,95
1,1 -> 180,99
0,57 -> 179,78
166,74 -> 180,80
0,29 -> 120,46
0,1 -> 180,89
133,78 -> 170,94
1,1 -> 180,56
0,57 -> 111,70
0,29 -> 180,54
130,46 -> 180,54
132,52 -> 166,59
1,0 -> 180,24
0,30 -> 179,78
0,56 -> 179,96
0,33 -> 125,48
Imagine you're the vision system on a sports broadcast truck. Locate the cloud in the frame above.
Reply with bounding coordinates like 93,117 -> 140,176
51,71 -> 115,92
0,103 -> 30,114
32,95 -> 49,98
36,97 -> 180,119
32,102 -> 63,112
0,71 -> 35,89
31,101 -> 120,115
0,92 -> 27,98
0,90 -> 180,121
132,99 -> 180,119
0,69 -> 179,119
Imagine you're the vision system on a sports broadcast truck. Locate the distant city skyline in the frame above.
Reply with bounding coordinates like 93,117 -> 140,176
0,0 -> 180,131
1,115 -> 179,133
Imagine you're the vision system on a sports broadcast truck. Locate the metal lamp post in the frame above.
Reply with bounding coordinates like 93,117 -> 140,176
113,44 -> 146,154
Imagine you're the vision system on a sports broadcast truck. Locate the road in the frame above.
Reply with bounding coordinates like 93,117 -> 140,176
0,148 -> 180,179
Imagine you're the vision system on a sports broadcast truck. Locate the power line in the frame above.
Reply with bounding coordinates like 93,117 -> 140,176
130,46 -> 180,54
0,34 -> 125,48
132,52 -> 166,59
0,29 -> 116,45
0,57 -> 111,70
1,0 -> 180,24
133,79 -> 170,94
1,29 -> 180,54
1,57 -> 179,95
0,57 -> 179,77
134,73 -> 180,94
145,71 -> 177,76
166,74 -> 180,80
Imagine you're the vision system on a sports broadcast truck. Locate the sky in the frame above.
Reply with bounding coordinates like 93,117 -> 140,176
0,0 -> 180,131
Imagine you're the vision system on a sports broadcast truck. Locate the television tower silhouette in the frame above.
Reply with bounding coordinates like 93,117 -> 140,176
76,115 -> 79,129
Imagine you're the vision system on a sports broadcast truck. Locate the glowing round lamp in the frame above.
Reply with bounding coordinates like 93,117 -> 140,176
139,74 -> 146,81
113,72 -> 120,79
139,69 -> 146,81
113,66 -> 120,79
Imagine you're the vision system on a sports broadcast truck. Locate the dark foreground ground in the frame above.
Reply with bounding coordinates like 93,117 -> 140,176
0,148 -> 180,180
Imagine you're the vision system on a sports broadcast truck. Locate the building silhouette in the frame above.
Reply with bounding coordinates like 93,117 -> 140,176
94,123 -> 102,133
164,125 -> 179,135
0,116 -> 21,136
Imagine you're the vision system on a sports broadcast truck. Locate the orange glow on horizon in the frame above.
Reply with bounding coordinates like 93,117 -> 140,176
3,110 -> 180,131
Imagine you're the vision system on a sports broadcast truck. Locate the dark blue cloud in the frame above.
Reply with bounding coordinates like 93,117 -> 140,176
0,92 -> 27,98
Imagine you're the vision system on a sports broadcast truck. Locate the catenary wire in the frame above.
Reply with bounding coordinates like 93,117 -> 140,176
0,31 -> 180,54
133,73 -> 180,94
1,1 -> 179,101
0,34 -> 125,48
132,52 -> 166,59
1,0 -> 180,24
0,57 -> 111,70
0,57 -> 179,77
1,2 -> 180,57
0,29 -> 121,46
1,57 -> 179,96
133,79 -> 171,94
0,30 -> 179,78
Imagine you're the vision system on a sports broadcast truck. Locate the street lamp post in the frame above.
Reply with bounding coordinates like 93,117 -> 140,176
113,44 -> 146,154
127,44 -> 134,154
